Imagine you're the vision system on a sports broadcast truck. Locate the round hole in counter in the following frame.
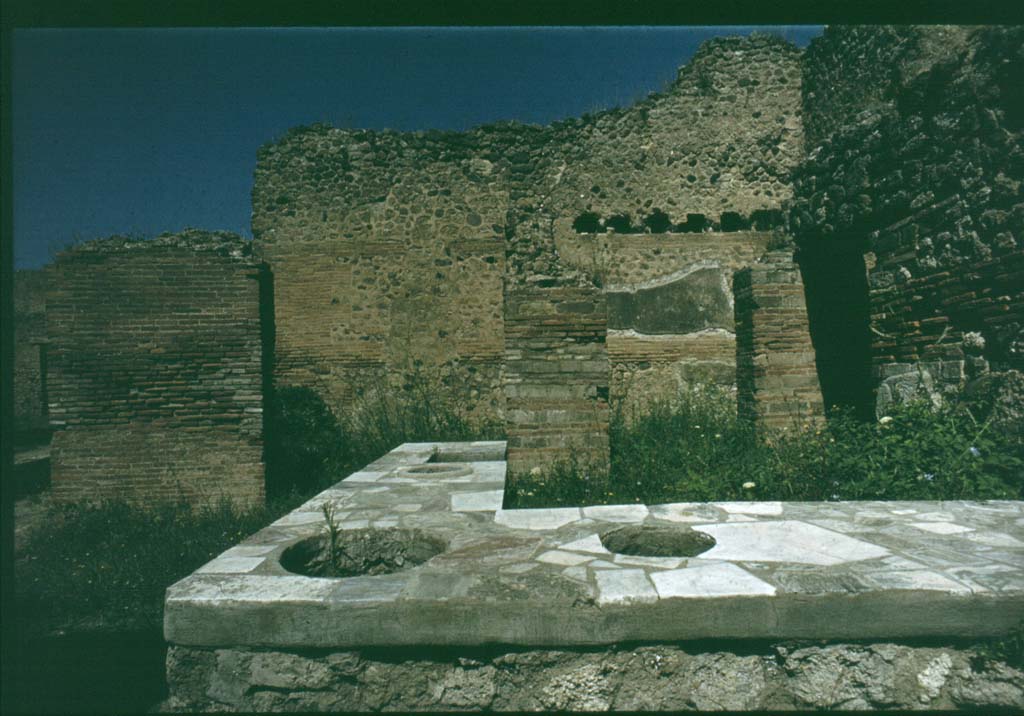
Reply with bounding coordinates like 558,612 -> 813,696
280,528 -> 448,578
600,525 -> 715,558
400,463 -> 473,478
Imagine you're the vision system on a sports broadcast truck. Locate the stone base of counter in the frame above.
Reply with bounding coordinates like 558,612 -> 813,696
163,641 -> 1024,712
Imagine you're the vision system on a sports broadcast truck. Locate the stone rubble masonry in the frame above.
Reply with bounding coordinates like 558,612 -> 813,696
504,286 -> 610,475
13,268 -> 49,435
792,25 -> 1024,412
734,251 -> 825,429
46,231 -> 267,507
163,642 -> 1024,712
251,33 -> 804,423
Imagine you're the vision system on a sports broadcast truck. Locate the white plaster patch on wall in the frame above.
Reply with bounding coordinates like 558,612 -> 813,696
916,653 -> 953,703
602,260 -> 722,292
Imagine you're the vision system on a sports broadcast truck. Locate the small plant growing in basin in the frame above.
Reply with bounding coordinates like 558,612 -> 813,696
280,502 -> 447,578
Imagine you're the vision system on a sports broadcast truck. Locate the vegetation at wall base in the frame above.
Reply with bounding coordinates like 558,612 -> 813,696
505,386 -> 1024,508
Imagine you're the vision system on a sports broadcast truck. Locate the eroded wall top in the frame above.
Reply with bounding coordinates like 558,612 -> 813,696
253,32 -> 804,273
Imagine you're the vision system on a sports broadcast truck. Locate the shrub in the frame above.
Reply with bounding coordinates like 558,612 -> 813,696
264,385 -> 345,500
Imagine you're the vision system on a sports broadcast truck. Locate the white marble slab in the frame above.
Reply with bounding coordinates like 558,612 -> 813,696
494,507 -> 581,531
450,490 -> 505,512
582,504 -> 650,522
613,554 -> 685,569
695,520 -> 890,565
651,563 -> 776,598
537,550 -> 593,566
196,556 -> 266,574
713,501 -> 783,516
558,534 -> 611,555
595,569 -> 658,605
910,522 -> 974,535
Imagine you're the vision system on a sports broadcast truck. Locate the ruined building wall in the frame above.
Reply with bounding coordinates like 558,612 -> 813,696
252,127 -> 509,422
535,36 -> 804,412
13,269 -> 49,439
792,25 -> 1024,415
252,34 -> 806,440
46,232 -> 266,506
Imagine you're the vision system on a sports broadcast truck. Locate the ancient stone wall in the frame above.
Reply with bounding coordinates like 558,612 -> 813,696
801,25 -> 975,147
251,33 -> 805,433
13,269 -> 49,440
46,231 -> 266,506
792,25 -> 1024,414
734,251 -> 825,429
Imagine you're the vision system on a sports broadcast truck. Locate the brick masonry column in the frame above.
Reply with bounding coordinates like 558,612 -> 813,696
503,285 -> 610,475
735,250 -> 825,430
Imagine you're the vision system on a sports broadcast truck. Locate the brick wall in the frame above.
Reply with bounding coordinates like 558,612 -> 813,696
735,251 -> 825,429
13,269 -> 49,439
503,286 -> 610,475
46,231 -> 266,507
793,26 -> 1024,414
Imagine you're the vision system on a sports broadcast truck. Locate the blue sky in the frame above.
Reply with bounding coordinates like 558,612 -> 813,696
12,26 -> 822,269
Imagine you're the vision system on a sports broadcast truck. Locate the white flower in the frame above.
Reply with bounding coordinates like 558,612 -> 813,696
969,447 -> 981,458
879,416 -> 893,425
742,481 -> 756,490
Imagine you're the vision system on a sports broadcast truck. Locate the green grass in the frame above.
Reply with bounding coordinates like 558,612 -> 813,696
505,385 -> 1024,508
